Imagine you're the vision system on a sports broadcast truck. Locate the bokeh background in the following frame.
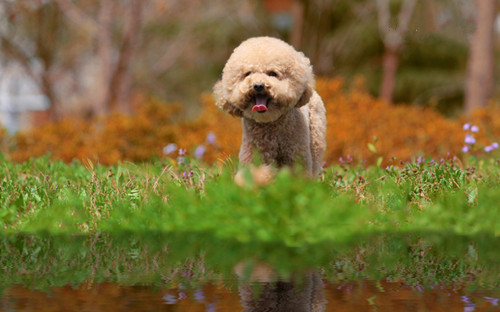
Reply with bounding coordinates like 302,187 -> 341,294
0,0 -> 499,165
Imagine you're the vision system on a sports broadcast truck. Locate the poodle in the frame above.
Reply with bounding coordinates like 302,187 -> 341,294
213,36 -> 326,176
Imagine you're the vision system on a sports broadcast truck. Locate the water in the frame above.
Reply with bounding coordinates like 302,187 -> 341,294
2,279 -> 499,311
1,233 -> 499,311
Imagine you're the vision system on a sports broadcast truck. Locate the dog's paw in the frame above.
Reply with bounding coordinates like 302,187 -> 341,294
234,164 -> 275,187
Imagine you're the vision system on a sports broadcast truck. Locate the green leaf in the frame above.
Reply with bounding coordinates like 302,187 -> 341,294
467,187 -> 478,204
368,143 -> 377,154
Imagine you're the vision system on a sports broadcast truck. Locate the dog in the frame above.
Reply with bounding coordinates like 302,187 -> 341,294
214,37 -> 326,177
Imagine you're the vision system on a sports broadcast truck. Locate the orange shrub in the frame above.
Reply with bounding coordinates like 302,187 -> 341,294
8,95 -> 241,165
12,119 -> 90,162
318,78 -> 499,164
169,93 -> 241,164
318,78 -> 463,164
0,126 -> 7,154
6,78 -> 500,165
465,105 -> 500,144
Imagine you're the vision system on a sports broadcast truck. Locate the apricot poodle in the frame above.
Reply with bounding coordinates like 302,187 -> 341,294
214,37 -> 326,176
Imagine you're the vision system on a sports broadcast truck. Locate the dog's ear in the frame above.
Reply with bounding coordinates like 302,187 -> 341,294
295,84 -> 313,108
295,51 -> 315,108
213,80 -> 243,117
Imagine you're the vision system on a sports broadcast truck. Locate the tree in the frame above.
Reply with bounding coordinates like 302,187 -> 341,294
2,0 -> 262,120
0,1 -> 68,120
464,0 -> 496,114
56,0 -> 145,115
376,0 -> 417,104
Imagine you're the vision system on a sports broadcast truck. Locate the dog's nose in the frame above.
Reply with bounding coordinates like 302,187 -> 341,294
253,83 -> 265,92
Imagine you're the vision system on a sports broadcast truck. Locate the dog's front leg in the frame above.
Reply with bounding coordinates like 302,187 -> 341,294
235,127 -> 253,186
238,140 -> 253,164
238,120 -> 253,164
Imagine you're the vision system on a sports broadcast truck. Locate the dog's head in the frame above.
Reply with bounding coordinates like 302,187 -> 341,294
213,37 -> 314,123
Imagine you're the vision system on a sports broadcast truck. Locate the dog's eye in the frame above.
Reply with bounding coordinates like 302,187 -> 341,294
268,71 -> 278,77
244,72 -> 251,78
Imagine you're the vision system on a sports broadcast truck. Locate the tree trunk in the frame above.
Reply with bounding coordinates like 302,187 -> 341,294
375,0 -> 417,104
107,0 -> 143,114
380,47 -> 399,104
290,0 -> 304,49
96,0 -> 114,116
56,0 -> 142,115
464,0 -> 496,114
41,74 -> 58,121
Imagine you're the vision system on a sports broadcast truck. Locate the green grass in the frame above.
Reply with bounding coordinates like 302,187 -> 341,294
0,155 -> 499,289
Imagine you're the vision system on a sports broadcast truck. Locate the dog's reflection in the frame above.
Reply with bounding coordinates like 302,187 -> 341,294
235,262 -> 326,312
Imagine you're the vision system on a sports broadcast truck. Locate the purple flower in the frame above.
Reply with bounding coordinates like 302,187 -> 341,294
484,297 -> 499,306
206,132 -> 216,145
463,123 -> 471,130
162,294 -> 177,305
206,302 -> 217,312
464,305 -> 476,312
464,134 -> 476,145
194,145 -> 206,159
339,155 -> 353,164
460,296 -> 477,311
163,143 -> 177,155
462,146 -> 470,153
177,157 -> 185,164
178,148 -> 187,156
471,125 -> 479,133
462,296 -> 472,304
484,142 -> 498,152
194,289 -> 205,303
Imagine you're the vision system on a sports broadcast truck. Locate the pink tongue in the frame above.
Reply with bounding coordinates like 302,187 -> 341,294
252,95 -> 268,112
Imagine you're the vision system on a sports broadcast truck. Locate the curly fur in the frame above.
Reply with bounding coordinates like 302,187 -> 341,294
214,37 -> 326,175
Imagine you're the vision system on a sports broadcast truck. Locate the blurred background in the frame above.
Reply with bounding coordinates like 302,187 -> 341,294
0,0 -> 499,164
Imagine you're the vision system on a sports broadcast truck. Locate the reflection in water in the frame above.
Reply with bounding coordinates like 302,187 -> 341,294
2,233 -> 500,311
238,273 -> 326,312
2,280 -> 500,311
234,262 -> 326,311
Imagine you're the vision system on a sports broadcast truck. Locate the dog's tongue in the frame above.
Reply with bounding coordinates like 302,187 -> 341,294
252,95 -> 268,112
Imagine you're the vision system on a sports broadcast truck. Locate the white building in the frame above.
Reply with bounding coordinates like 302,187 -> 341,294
0,2 -> 50,133
0,63 -> 49,133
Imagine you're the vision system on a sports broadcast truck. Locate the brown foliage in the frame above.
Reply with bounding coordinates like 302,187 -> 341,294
7,94 -> 241,165
4,78 -> 500,165
319,78 -> 463,164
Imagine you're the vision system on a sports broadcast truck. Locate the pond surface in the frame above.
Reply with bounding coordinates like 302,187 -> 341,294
2,279 -> 499,312
1,233 -> 500,311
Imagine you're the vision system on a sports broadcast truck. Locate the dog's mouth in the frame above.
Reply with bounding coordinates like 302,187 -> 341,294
252,94 -> 269,113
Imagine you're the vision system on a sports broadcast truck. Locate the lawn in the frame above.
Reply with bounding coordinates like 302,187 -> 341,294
1,155 -> 499,289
